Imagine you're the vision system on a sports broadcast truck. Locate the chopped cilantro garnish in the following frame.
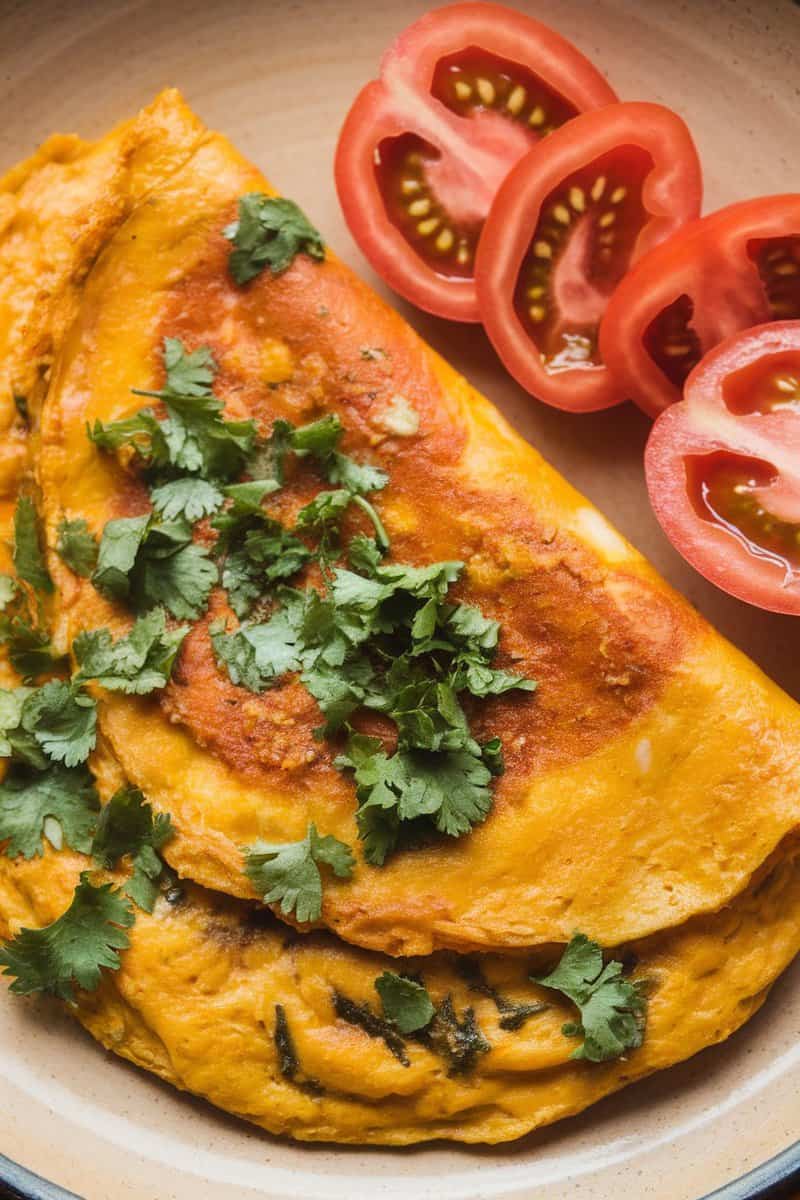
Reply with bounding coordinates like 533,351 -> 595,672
56,518 -> 98,577
74,608 -> 188,694
533,933 -> 647,1063
0,873 -> 134,999
0,686 -> 41,765
150,477 -> 224,523
375,971 -> 435,1034
0,612 -> 60,681
213,501 -> 534,863
13,497 -> 53,595
92,514 -> 217,620
92,787 -> 173,913
225,194 -> 325,285
428,995 -> 491,1075
209,620 -> 266,693
0,680 -> 96,769
244,822 -> 355,924
90,337 -> 256,485
18,680 -> 97,767
245,420 -> 295,486
221,521 -> 311,619
348,534 -> 383,576
296,488 -> 352,533
0,764 -> 99,859
0,575 -> 16,609
455,958 -> 548,1031
332,990 -> 410,1066
336,735 -> 495,866
290,413 -> 343,460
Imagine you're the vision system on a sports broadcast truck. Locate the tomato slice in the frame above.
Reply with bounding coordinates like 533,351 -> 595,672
334,2 -> 617,322
474,103 -> 702,412
600,196 -> 800,418
645,321 -> 800,614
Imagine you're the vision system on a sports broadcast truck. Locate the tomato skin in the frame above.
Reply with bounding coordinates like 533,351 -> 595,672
600,196 -> 800,418
334,2 -> 617,323
645,321 -> 800,615
474,102 -> 702,412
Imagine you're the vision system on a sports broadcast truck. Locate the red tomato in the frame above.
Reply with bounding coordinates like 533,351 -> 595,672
334,2 -> 617,323
474,102 -> 702,412
645,321 -> 800,615
600,196 -> 800,418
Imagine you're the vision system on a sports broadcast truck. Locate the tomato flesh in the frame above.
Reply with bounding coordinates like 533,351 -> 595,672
475,102 -> 702,412
600,198 -> 800,417
375,133 -> 478,279
752,236 -> 800,321
335,3 -> 617,321
643,295 -> 704,390
687,453 -> 800,578
723,350 -> 800,415
431,47 -> 579,133
645,321 -> 800,614
512,146 -> 651,373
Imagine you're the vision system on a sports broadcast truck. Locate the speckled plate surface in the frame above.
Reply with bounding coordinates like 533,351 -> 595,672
1,0 -> 800,1196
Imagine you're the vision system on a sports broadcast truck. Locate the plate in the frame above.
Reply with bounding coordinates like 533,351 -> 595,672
1,1 -> 800,1197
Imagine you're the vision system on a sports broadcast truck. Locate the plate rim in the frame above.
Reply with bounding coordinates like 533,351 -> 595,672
2,1138 -> 800,1200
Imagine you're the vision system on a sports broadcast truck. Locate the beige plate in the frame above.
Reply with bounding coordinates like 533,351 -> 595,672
1,1 -> 800,1197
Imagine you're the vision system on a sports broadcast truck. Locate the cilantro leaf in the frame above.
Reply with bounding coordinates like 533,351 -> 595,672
56,518 -> 98,577
428,994 -> 491,1075
92,515 -> 217,620
94,338 -> 256,482
0,764 -> 99,859
210,620 -> 267,693
0,563 -> 58,679
289,414 -> 342,459
244,822 -> 354,923
245,420 -> 295,486
13,498 -> 53,594
336,735 -> 493,865
160,337 -> 216,396
211,479 -> 281,555
327,452 -> 388,496
74,608 -> 188,695
92,786 -> 173,913
296,488 -> 351,532
150,477 -> 224,523
0,614 -> 60,681
19,680 -> 97,767
0,575 -> 16,609
91,513 -> 150,599
375,971 -> 435,1034
348,535 -> 383,575
225,194 -> 325,285
533,933 -> 647,1063
221,522 -> 311,619
88,409 -> 167,461
0,687 -> 41,765
0,873 -> 134,999
301,656 -> 375,734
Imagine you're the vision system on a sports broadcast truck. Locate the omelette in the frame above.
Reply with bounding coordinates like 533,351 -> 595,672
3,816 -> 800,1145
2,91 -> 800,1149
30,91 -> 800,957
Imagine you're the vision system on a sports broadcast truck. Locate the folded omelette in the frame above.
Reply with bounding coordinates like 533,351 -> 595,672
32,91 -> 800,957
2,91 -> 800,1148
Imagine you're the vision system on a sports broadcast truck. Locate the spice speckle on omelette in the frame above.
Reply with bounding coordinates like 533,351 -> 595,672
2,89 -> 800,1147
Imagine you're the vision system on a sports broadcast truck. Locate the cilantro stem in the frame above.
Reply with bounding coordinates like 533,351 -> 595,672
352,494 -> 390,553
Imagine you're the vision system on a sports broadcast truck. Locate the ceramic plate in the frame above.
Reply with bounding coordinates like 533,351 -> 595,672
1,1 -> 800,1196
